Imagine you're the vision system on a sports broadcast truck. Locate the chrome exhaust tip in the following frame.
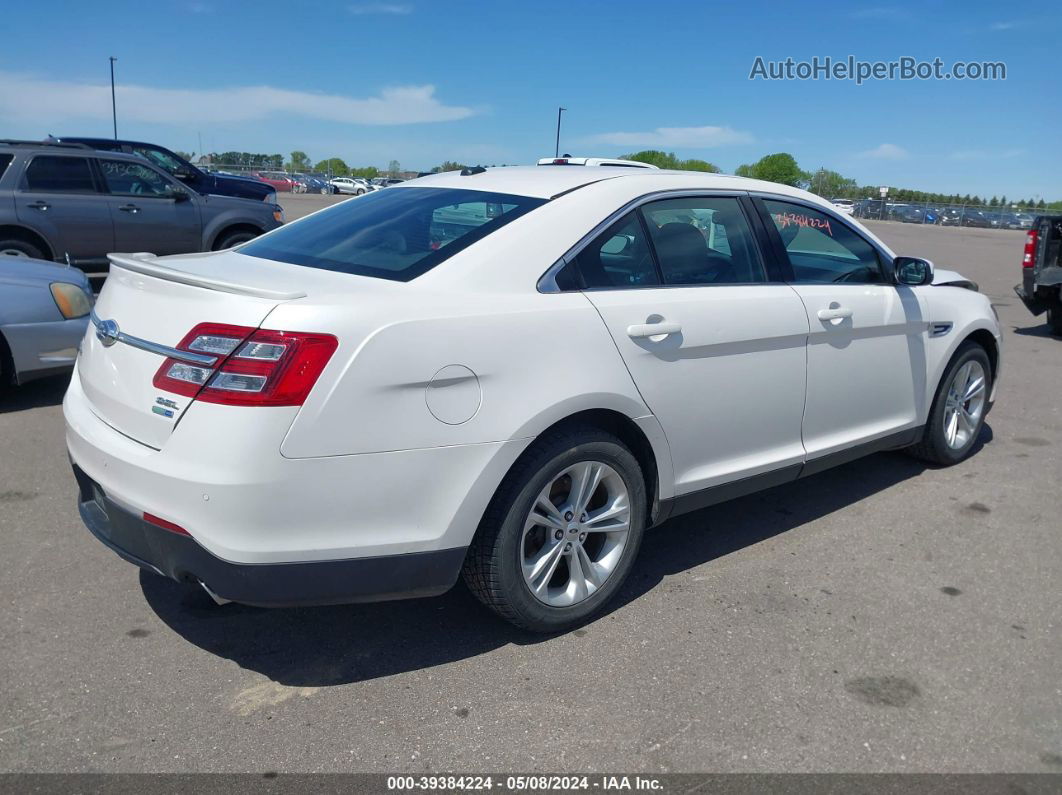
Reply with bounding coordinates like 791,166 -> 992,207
199,581 -> 231,606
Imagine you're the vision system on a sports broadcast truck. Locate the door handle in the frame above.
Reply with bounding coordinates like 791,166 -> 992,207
817,306 -> 853,321
627,322 -> 682,339
118,204 -> 140,214
27,201 -> 50,211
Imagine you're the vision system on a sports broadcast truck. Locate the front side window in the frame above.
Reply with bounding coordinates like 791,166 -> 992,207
763,199 -> 882,284
238,187 -> 545,281
641,197 -> 764,285
132,146 -> 187,176
99,159 -> 177,197
23,156 -> 97,193
571,212 -> 660,289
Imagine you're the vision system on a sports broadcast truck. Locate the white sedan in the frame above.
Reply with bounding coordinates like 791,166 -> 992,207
66,167 -> 1001,631
328,177 -> 368,195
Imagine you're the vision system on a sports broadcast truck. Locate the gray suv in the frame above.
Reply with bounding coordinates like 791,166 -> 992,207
0,141 -> 284,270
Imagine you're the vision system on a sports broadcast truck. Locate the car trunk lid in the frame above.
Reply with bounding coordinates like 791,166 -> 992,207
77,252 -> 304,449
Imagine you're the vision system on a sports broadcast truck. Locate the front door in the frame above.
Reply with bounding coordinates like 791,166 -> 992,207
97,158 -> 201,256
756,197 -> 928,464
578,195 -> 810,496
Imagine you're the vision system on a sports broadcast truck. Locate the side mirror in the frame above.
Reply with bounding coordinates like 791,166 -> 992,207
893,256 -> 933,286
173,168 -> 193,181
169,189 -> 191,203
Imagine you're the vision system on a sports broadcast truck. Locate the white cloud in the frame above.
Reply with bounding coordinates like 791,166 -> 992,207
0,71 -> 475,126
989,20 -> 1020,30
588,125 -> 753,148
859,143 -> 909,160
349,3 -> 412,14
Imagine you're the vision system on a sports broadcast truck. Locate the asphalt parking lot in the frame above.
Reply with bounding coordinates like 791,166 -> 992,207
1,207 -> 1059,774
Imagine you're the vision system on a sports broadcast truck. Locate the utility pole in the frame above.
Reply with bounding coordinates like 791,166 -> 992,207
109,57 -> 118,139
554,107 -> 566,158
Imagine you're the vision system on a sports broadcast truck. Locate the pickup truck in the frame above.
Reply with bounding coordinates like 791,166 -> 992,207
1015,215 -> 1062,335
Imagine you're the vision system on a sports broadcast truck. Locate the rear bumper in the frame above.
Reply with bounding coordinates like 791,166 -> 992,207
1014,280 -> 1048,316
73,463 -> 466,607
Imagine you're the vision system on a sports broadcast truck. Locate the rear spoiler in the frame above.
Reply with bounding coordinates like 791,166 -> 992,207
107,253 -> 306,301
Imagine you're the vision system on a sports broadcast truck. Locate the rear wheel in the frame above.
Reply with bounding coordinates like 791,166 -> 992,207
1047,305 -> 1062,336
463,427 -> 647,632
0,238 -> 44,260
908,342 -> 991,465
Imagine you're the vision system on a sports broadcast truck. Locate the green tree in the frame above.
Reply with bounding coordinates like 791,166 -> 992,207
388,159 -> 401,178
618,150 -> 719,172
315,157 -> 349,176
806,167 -> 858,198
734,153 -> 806,187
349,166 -> 379,179
287,150 -> 311,172
434,160 -> 467,173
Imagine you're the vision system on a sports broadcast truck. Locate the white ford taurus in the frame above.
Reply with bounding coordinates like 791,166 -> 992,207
66,166 -> 1001,631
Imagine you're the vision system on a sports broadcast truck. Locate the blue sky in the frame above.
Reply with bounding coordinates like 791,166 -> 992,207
2,1 -> 1058,199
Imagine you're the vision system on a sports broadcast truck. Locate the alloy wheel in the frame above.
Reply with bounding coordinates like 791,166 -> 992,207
520,461 -> 631,607
943,360 -> 986,450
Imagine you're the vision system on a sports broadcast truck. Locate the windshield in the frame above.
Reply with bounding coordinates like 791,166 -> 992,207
238,187 -> 546,281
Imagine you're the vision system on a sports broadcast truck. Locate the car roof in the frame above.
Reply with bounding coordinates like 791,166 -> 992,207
0,142 -> 150,163
395,165 -> 819,203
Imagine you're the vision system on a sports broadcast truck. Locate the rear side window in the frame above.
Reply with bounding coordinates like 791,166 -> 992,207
572,212 -> 660,289
0,154 -> 12,180
641,197 -> 764,285
239,187 -> 546,281
23,156 -> 97,193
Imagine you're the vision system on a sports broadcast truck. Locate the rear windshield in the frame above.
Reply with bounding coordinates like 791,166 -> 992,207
238,187 -> 546,281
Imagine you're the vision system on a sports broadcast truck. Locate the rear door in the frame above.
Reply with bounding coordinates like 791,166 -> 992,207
97,158 -> 201,255
14,154 -> 114,265
755,197 -> 928,465
576,194 -> 810,496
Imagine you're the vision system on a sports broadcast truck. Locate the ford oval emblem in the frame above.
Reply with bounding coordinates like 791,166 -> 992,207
96,319 -> 120,347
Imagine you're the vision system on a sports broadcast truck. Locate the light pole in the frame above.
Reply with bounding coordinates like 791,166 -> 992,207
554,107 -> 566,158
109,57 -> 118,139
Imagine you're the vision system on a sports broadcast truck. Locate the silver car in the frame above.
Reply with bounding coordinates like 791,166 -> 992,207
1,257 -> 92,387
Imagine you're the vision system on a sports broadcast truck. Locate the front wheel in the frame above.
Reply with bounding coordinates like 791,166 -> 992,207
213,228 -> 259,250
908,342 -> 991,465
463,428 -> 647,632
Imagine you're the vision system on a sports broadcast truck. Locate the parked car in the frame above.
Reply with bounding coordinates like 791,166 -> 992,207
329,177 -> 368,195
1002,212 -> 1034,230
372,177 -> 406,187
252,171 -> 298,193
1,255 -> 93,388
1014,215 -> 1062,335
830,198 -> 855,215
67,166 -> 1000,631
0,141 -> 284,270
294,174 -> 334,194
53,137 -> 277,204
962,210 -> 993,228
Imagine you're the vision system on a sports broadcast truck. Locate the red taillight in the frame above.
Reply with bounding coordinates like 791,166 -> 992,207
144,512 -> 190,536
1023,229 -> 1039,268
152,323 -> 338,407
553,158 -> 568,164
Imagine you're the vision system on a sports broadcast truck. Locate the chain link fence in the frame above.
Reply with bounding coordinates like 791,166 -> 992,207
851,199 -> 1041,230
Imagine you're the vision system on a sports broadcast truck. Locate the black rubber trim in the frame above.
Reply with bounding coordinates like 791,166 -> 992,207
658,427 -> 923,522
72,464 -> 466,607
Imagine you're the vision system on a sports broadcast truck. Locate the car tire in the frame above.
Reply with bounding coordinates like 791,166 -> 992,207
907,342 -> 992,466
213,229 -> 259,250
1047,305 -> 1062,336
463,427 -> 647,633
0,238 -> 45,260
355,189 -> 365,196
